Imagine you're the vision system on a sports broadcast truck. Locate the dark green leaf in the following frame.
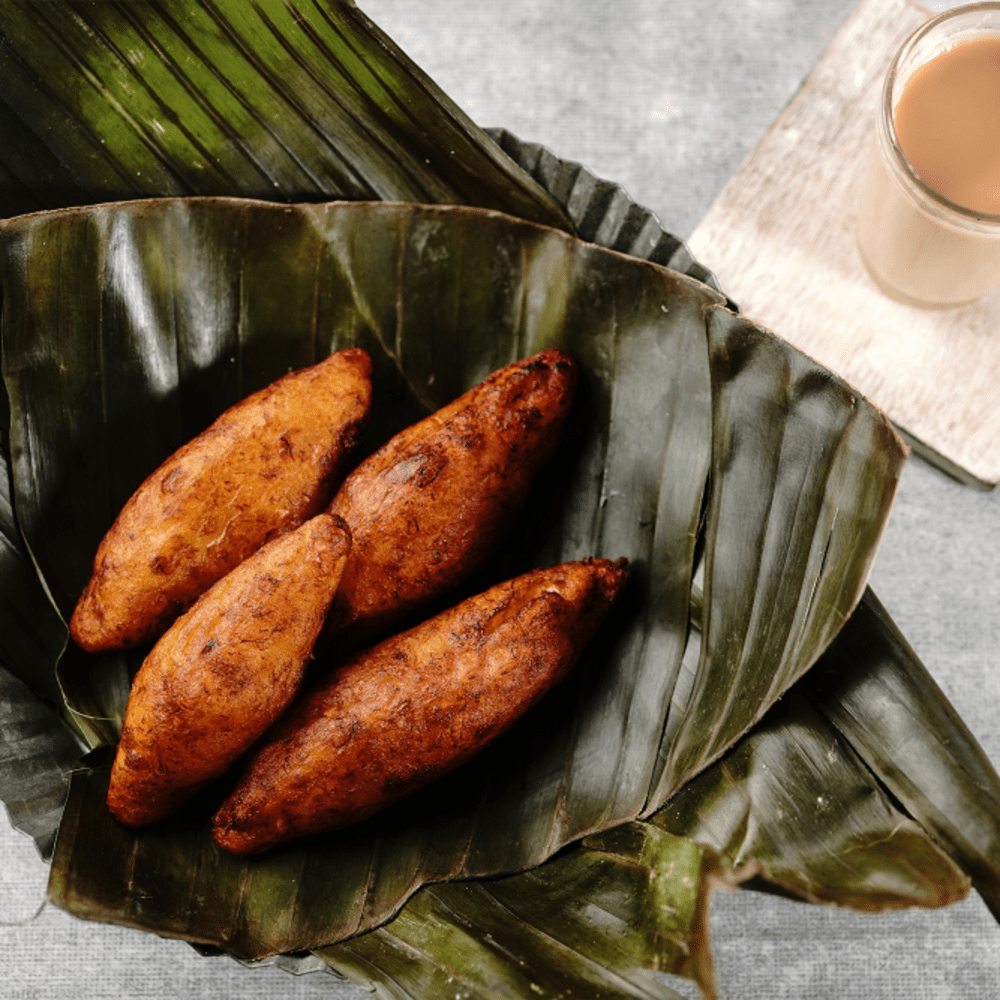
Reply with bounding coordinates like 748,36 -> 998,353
0,660 -> 81,860
806,589 -> 1000,920
2,197 -> 905,958
0,439 -> 67,707
650,308 -> 905,803
318,823 -> 735,1000
655,689 -> 970,912
0,0 -> 569,230
0,434 -> 82,857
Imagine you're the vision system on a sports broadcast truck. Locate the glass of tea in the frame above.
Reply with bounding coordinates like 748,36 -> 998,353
856,3 -> 1000,307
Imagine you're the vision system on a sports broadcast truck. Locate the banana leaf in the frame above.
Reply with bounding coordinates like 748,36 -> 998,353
654,689 -> 970,913
0,0 -> 568,231
319,823 -> 737,1000
0,437 -> 82,859
0,661 -> 81,862
485,128 -> 724,296
806,588 -> 1000,921
0,438 -> 66,707
654,584 -> 1000,917
1,195 -> 905,959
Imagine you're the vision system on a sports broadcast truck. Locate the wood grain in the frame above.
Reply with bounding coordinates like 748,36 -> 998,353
689,0 -> 1000,488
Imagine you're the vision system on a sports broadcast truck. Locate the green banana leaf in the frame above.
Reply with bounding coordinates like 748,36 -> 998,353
0,437 -> 81,860
657,585 -> 1000,918
806,589 -> 1000,921
655,687 -> 969,913
319,823 -> 737,1000
3,195 -> 905,959
0,438 -> 66,707
0,660 -> 81,862
0,0 -> 568,230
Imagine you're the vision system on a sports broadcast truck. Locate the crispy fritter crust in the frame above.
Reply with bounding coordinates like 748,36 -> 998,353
323,349 -> 577,648
106,513 -> 351,828
212,557 -> 628,855
70,349 -> 372,653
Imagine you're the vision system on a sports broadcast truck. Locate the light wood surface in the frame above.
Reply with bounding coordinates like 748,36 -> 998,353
689,0 -> 1000,488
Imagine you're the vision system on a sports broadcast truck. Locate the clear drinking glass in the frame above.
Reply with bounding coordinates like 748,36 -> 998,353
855,3 -> 1000,307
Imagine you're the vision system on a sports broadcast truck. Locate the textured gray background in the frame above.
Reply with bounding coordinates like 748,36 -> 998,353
4,1 -> 999,997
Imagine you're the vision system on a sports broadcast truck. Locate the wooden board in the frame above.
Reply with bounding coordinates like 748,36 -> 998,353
689,0 -> 1000,488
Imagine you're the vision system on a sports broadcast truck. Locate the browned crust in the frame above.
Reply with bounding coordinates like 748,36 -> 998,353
323,348 -> 577,648
70,348 -> 372,653
212,556 -> 628,855
106,513 -> 352,828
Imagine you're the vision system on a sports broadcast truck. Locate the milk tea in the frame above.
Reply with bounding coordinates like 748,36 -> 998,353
894,36 -> 1000,215
856,12 -> 1000,307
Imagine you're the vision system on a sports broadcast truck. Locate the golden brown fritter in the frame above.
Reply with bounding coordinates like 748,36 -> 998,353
106,513 -> 351,829
70,348 -> 372,653
322,349 -> 577,649
212,557 -> 628,855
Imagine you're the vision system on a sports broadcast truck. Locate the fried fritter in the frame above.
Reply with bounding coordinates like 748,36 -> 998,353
106,513 -> 351,828
322,348 -> 577,648
212,557 -> 628,855
71,348 -> 372,653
